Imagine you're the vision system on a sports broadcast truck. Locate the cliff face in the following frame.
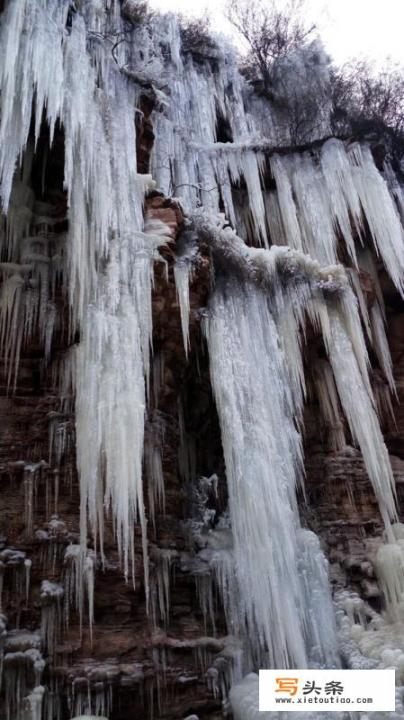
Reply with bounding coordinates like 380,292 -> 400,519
1,131 -> 404,719
0,119 -> 225,717
0,182 -> 219,720
2,3 -> 404,720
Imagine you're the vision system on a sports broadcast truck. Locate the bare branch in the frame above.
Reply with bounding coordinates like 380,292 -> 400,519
330,59 -> 404,146
226,0 -> 315,91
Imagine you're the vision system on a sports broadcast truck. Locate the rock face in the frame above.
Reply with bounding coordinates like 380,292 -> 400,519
0,138 -> 225,717
1,128 -> 404,718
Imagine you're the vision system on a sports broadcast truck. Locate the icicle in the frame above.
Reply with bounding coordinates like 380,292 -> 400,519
370,303 -> 396,393
374,373 -> 396,425
195,574 -> 216,634
40,580 -> 63,656
270,139 -> 404,294
23,461 -> 48,538
271,152 -> 339,265
235,150 -> 268,247
173,230 -> 198,358
385,159 -> 404,225
145,436 -> 165,530
0,549 -> 28,614
3,631 -> 45,720
24,560 -> 31,609
85,554 -> 95,643
358,246 -> 386,313
0,1 -> 64,210
316,297 -> 397,529
22,686 -> 45,720
150,548 -> 177,628
196,210 -> 398,531
68,672 -> 114,719
23,468 -> 35,538
63,545 -> 95,642
269,155 -> 303,252
0,0 -> 174,593
313,359 -> 345,451
276,304 -> 306,422
348,143 -> 404,296
297,529 -> 339,667
0,267 -> 25,391
173,262 -> 191,357
205,278 -> 335,668
348,268 -> 372,339
75,298 -> 146,582
199,520 -> 242,641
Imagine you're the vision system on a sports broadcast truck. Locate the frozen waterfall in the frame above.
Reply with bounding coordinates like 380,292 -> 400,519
1,1 -> 404,719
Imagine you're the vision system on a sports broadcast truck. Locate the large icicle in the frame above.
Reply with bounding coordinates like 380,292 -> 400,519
0,0 -> 169,587
314,297 -> 397,528
194,211 -> 397,530
312,359 -> 345,451
370,303 -> 396,393
63,545 -> 95,641
173,261 -> 191,357
205,274 -> 339,668
0,0 -> 65,210
205,278 -> 302,666
271,139 -> 404,295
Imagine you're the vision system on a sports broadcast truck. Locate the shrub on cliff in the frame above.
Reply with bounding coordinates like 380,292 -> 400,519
226,0 -> 315,94
330,59 -> 404,162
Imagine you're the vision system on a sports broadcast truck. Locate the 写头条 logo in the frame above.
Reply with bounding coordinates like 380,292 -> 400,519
275,677 -> 344,697
259,669 -> 396,712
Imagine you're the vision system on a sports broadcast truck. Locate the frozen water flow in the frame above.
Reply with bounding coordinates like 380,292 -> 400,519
1,3 -> 404,718
205,277 -> 339,668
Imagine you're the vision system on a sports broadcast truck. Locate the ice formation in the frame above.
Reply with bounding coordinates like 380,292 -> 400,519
174,261 -> 192,357
0,549 -> 29,614
63,545 -> 95,641
204,276 -> 340,668
315,298 -> 397,528
150,547 -> 178,628
196,213 -> 397,528
40,580 -> 64,656
1,0 -> 404,718
334,590 -> 404,719
145,418 -> 166,530
0,0 -> 176,592
312,359 -> 345,451
374,524 -> 404,623
3,630 -> 45,720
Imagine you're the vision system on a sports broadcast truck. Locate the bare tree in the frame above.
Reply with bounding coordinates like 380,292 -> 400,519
226,0 -> 315,93
121,0 -> 152,25
179,14 -> 218,57
269,42 -> 331,145
331,59 -> 404,139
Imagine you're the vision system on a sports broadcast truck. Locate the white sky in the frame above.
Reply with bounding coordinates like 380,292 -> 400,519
149,0 -> 404,65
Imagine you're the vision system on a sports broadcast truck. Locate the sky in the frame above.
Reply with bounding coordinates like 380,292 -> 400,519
148,0 -> 404,66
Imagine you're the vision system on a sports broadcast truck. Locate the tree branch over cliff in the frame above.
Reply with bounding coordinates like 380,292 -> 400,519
330,59 -> 404,161
190,211 -> 348,296
226,0 -> 315,92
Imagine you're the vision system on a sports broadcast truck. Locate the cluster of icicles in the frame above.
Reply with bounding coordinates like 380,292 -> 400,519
1,1 -> 404,719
